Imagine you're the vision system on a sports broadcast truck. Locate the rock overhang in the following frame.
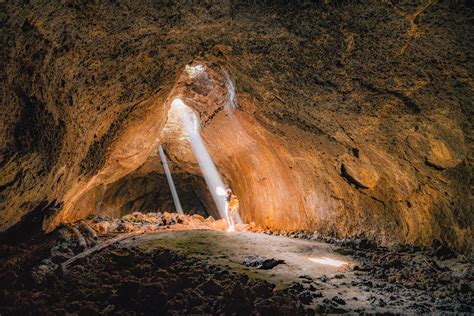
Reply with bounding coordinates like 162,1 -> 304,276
1,1 -> 472,253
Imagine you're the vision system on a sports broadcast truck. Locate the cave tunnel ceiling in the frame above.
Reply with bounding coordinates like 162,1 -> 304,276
1,1 -> 473,253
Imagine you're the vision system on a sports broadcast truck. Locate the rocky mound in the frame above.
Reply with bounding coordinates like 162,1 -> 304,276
0,245 -> 314,315
88,211 -> 228,235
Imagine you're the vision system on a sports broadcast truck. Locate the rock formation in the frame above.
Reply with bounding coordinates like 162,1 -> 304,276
1,1 -> 472,252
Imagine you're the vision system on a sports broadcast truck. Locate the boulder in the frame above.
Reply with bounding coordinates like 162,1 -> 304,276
340,155 -> 380,189
93,221 -> 111,234
243,256 -> 285,269
407,134 -> 463,170
425,138 -> 462,170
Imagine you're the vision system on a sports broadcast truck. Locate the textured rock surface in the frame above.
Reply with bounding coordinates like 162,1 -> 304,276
1,228 -> 471,314
1,1 -> 473,252
75,153 -> 216,219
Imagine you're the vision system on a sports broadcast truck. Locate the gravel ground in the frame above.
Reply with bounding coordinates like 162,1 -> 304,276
1,215 -> 471,314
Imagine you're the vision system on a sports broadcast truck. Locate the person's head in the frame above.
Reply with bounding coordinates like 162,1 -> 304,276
226,189 -> 232,196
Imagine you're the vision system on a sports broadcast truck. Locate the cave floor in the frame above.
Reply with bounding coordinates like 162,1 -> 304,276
120,229 -> 433,314
1,227 -> 471,314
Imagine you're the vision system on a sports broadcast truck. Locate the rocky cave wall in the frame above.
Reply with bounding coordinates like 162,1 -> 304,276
1,1 -> 473,252
74,152 -> 214,219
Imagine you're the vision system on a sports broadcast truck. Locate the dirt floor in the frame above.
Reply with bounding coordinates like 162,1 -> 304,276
122,230 -> 472,314
0,213 -> 472,314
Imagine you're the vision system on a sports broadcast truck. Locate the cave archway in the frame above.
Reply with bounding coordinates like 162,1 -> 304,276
84,154 -> 218,220
48,57 -> 335,241
70,63 -> 243,222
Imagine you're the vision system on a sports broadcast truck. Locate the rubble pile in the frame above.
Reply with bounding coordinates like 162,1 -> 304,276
252,229 -> 473,312
328,239 -> 473,312
350,250 -> 473,312
0,212 -> 232,289
0,244 -> 313,314
88,211 -> 229,235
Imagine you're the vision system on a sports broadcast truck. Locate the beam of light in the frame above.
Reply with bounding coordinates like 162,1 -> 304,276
171,98 -> 228,221
221,69 -> 244,225
308,257 -> 349,267
216,186 -> 226,196
158,145 -> 183,214
223,70 -> 238,110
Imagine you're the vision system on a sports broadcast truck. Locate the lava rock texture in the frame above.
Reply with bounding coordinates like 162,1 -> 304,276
0,245 -> 309,314
1,1 -> 473,252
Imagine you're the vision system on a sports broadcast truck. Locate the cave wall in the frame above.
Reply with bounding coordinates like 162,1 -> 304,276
74,153 -> 214,219
1,1 -> 472,252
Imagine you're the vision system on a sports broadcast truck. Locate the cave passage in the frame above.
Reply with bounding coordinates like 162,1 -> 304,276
1,1 -> 472,313
82,65 -> 248,223
92,171 -> 213,219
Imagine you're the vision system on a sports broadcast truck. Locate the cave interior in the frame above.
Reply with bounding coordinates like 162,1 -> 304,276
1,1 -> 473,314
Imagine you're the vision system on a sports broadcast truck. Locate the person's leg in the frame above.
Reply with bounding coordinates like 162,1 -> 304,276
225,203 -> 232,228
229,208 -> 236,227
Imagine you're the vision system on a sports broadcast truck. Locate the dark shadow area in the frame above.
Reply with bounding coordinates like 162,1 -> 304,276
0,200 -> 62,244
95,172 -> 218,219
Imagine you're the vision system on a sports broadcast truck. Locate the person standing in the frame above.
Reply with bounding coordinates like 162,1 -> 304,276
225,189 -> 239,231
